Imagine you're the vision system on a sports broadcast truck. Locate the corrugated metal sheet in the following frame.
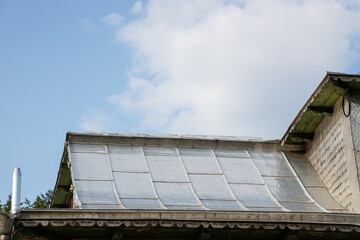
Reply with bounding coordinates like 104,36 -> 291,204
68,143 -> 346,212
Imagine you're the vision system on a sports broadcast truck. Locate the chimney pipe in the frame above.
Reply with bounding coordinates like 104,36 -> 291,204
11,168 -> 21,215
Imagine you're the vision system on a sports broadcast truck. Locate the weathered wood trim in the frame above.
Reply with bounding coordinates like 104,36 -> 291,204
14,209 -> 360,233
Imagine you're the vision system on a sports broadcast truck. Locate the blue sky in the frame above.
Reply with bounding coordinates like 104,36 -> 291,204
0,0 -> 135,202
1,0 -> 360,203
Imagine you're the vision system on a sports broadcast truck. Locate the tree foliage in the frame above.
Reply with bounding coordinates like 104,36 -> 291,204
31,190 -> 53,209
0,190 -> 53,213
0,195 -> 11,213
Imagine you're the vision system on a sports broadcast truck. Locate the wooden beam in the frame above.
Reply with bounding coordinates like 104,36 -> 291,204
288,133 -> 313,143
330,80 -> 347,92
57,185 -> 71,191
308,106 -> 333,116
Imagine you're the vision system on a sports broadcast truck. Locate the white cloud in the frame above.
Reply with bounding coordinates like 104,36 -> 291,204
79,110 -> 114,132
102,13 -> 124,27
110,0 -> 360,138
81,19 -> 98,34
132,1 -> 143,14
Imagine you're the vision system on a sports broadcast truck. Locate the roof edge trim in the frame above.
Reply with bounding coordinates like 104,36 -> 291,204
66,132 -> 304,151
17,209 -> 360,232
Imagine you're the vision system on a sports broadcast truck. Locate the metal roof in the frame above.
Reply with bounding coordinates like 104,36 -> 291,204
81,132 -> 269,142
52,133 -> 345,213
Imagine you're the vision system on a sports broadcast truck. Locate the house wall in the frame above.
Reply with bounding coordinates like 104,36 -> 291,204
350,97 -> 360,193
306,98 -> 360,212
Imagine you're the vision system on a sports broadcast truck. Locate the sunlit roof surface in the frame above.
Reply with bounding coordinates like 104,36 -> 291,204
59,134 -> 345,212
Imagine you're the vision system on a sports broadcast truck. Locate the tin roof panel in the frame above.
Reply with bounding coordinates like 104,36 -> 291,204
59,134 -> 346,213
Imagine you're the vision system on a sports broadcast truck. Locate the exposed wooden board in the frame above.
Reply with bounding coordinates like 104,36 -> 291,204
323,90 -> 342,107
292,112 -> 315,133
285,82 -> 344,144
52,188 -> 69,206
297,111 -> 326,134
310,83 -> 336,106
298,112 -> 319,134
52,166 -> 72,207
295,83 -> 338,135
295,86 -> 336,133
58,168 -> 71,186
283,73 -> 360,145
302,115 -> 326,134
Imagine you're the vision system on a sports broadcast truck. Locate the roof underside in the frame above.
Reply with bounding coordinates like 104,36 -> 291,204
52,133 -> 345,213
282,72 -> 360,144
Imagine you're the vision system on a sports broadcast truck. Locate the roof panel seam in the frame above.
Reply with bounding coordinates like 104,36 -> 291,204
152,181 -> 190,183
261,175 -> 297,178
280,152 -> 327,212
176,147 -> 205,209
246,152 -> 283,209
278,201 -> 316,204
210,148 -> 248,210
105,145 -> 124,208
112,170 -> 149,173
141,146 -> 167,210
229,183 -> 265,185
120,197 -> 159,200
187,173 -> 223,175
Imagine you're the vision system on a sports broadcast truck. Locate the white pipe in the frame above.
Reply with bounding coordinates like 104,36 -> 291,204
11,168 -> 21,214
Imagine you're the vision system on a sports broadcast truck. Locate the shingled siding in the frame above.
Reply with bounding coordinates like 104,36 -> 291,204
350,97 -> 360,190
306,98 -> 360,212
